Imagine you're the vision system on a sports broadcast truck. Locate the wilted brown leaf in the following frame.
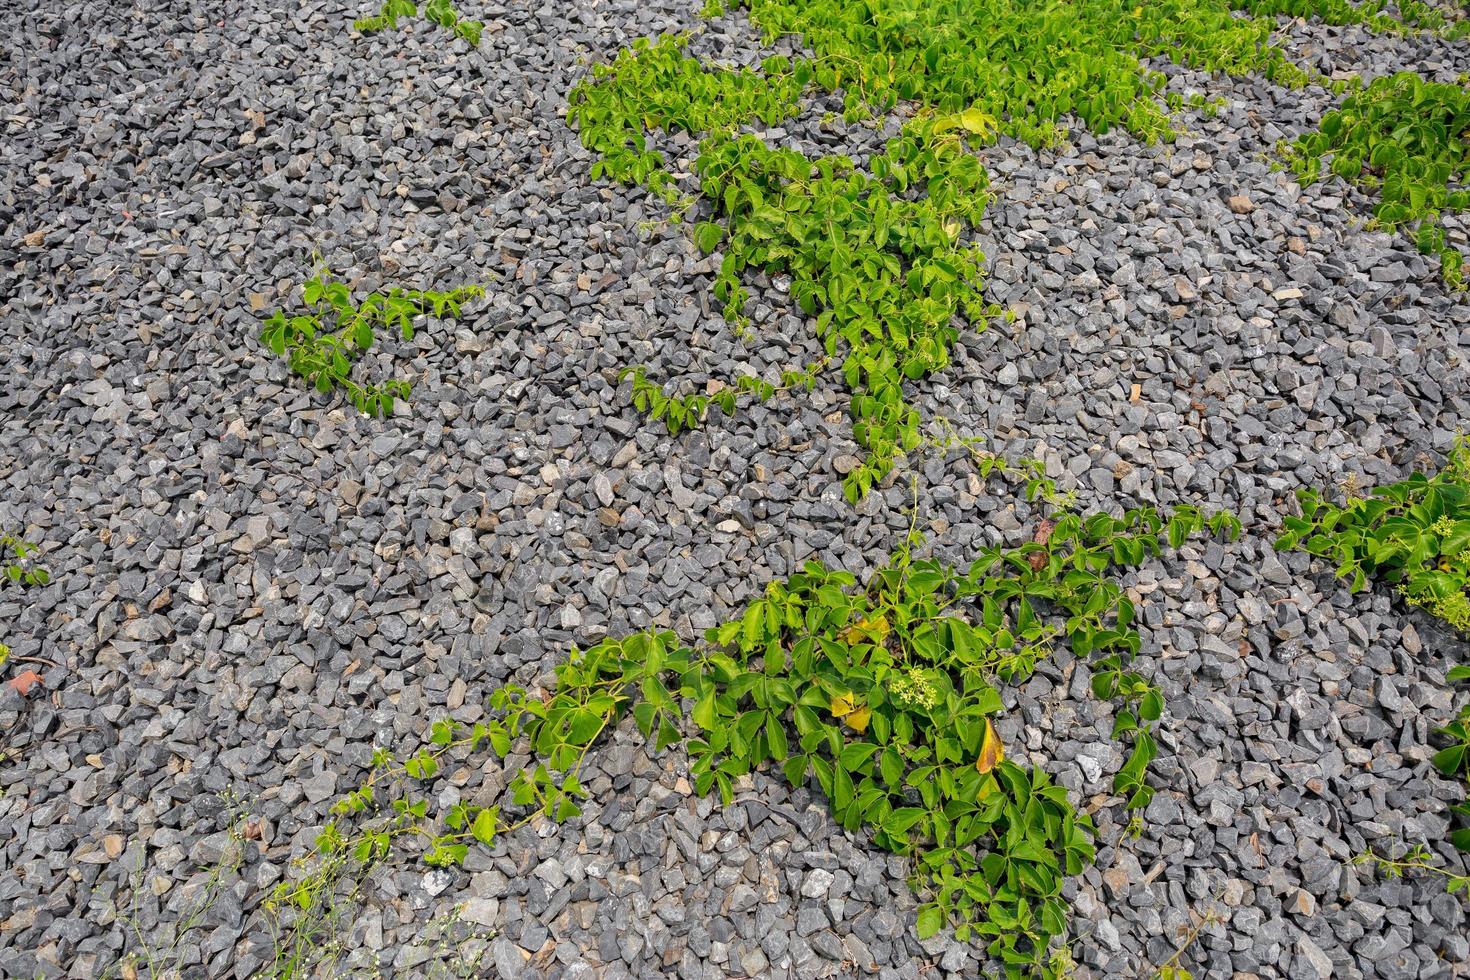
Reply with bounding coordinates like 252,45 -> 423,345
1028,519 -> 1055,571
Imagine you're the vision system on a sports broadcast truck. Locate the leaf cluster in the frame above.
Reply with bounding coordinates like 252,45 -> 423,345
619,360 -> 824,436
258,266 -> 483,417
1285,71 -> 1470,288
0,530 -> 48,588
1277,438 -> 1470,862
288,492 -> 1237,976
354,0 -> 482,44
1277,437 -> 1470,633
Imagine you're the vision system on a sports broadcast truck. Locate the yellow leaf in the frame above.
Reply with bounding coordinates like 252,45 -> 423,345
845,705 -> 871,733
975,717 -> 1004,774
839,614 -> 890,645
958,106 -> 996,137
829,692 -> 855,718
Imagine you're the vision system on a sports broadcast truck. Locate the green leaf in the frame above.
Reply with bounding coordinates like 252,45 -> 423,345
1432,743 -> 1467,777
1139,690 -> 1163,723
693,689 -> 717,730
766,712 -> 789,760
694,221 -> 724,254
916,905 -> 944,939
471,806 -> 498,844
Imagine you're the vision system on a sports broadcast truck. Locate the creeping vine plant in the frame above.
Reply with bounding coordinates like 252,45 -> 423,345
355,0 -> 483,44
1286,72 -> 1470,288
620,359 -> 826,436
564,0 -> 1371,499
278,487 -> 1237,976
1277,438 -> 1470,638
259,266 -> 483,417
1277,437 -> 1470,863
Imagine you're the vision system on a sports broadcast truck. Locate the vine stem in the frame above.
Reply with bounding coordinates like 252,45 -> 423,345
1148,906 -> 1221,977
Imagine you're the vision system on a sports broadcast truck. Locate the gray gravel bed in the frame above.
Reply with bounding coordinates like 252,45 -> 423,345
1,1 -> 1469,977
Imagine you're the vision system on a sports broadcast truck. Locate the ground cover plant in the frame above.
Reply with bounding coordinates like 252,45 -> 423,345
1286,71 -> 1470,288
259,266 -> 483,418
354,0 -> 483,44
271,476 -> 1238,978
1276,438 -> 1470,877
573,37 -> 996,501
567,1 -> 1367,500
1276,437 -> 1470,650
620,357 -> 826,436
9,0 -> 1470,972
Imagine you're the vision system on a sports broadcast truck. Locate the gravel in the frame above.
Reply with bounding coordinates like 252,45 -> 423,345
2,0 -> 1469,977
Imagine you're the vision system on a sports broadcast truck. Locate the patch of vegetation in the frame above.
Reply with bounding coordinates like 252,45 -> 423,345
1,529 -> 48,588
620,359 -> 826,436
259,265 -> 483,418
277,482 -> 1237,977
721,0 -> 1320,144
1277,437 -> 1470,633
568,2 -> 1349,497
1277,438 -> 1470,868
1286,71 -> 1470,288
354,0 -> 482,45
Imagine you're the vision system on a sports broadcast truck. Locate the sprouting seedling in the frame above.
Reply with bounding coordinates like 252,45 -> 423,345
259,264 -> 484,418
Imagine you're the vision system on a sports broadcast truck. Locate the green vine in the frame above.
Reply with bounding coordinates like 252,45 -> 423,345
354,0 -> 482,44
258,265 -> 484,418
566,1 -> 1355,498
619,358 -> 827,436
278,487 -> 1237,976
1276,437 -> 1470,633
1277,437 -> 1470,869
1285,72 -> 1470,289
1356,843 -> 1470,895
